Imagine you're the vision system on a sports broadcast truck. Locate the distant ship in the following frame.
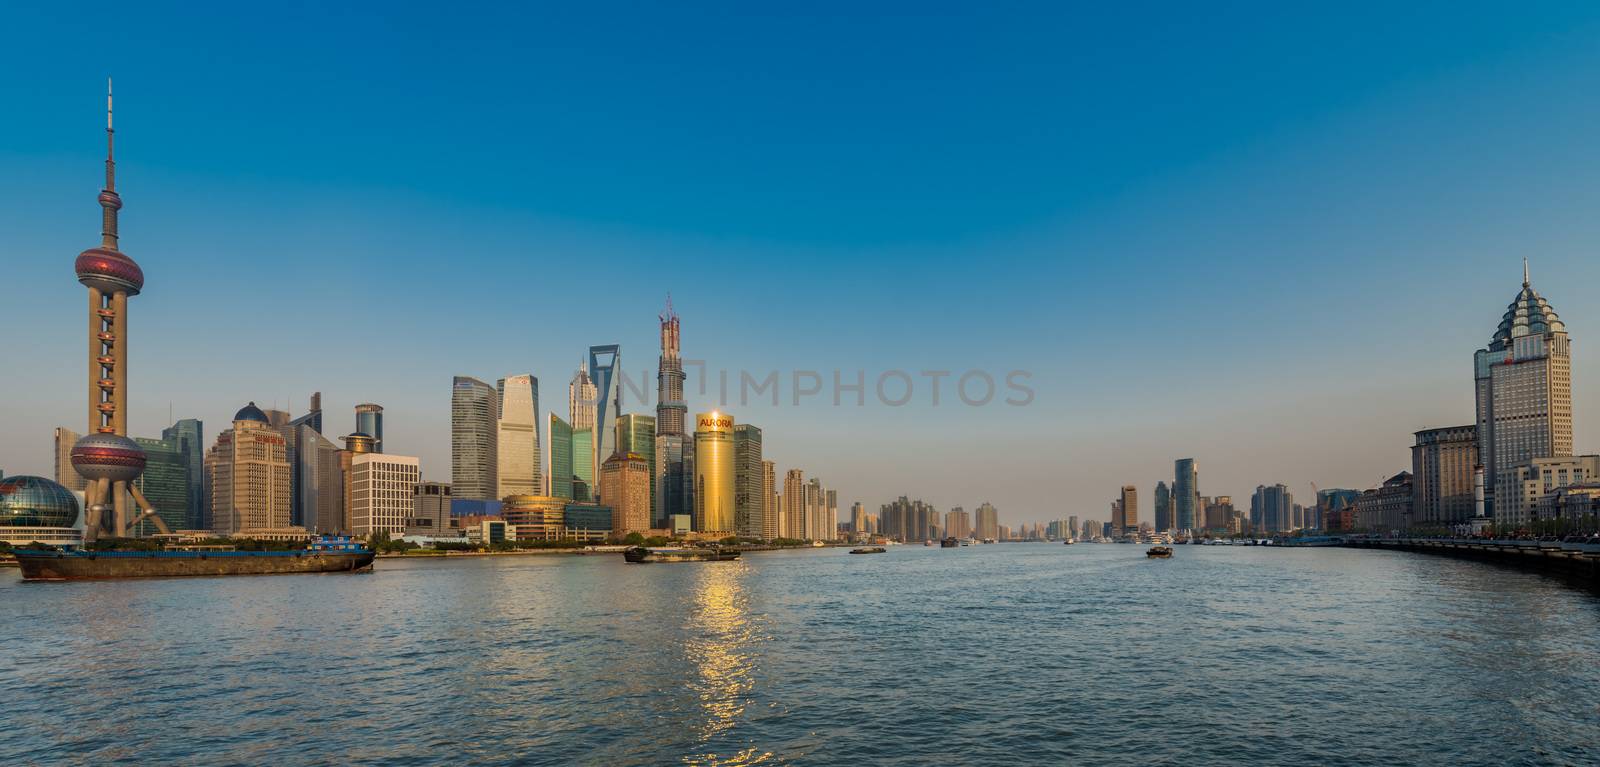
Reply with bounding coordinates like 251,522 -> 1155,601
14,537 -> 374,581
940,537 -> 959,548
623,546 -> 740,563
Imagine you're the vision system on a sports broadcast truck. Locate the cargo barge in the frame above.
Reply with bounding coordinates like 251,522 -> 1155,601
622,546 -> 740,563
14,537 -> 374,581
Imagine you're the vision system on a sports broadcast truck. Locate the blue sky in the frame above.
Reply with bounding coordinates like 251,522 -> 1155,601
4,2 -> 1600,525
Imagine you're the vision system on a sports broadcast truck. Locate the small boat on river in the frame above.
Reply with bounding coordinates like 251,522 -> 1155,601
1146,546 -> 1174,559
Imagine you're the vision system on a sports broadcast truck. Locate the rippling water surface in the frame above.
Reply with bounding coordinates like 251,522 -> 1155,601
3,544 -> 1599,766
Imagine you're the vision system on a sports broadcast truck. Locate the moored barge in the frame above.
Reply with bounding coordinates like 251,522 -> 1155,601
15,537 -> 374,581
623,546 -> 741,563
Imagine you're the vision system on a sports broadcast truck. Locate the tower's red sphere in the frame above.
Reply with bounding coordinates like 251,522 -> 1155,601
76,247 -> 143,295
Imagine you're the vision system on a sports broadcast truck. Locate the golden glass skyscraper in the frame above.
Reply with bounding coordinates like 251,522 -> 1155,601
693,411 -> 736,534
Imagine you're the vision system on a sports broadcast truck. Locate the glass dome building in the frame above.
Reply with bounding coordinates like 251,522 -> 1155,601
0,475 -> 84,547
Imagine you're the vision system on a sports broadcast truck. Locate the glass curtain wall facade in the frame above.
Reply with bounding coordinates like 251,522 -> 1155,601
1174,459 -> 1199,531
733,423 -> 763,538
617,414 -> 656,510
133,435 -> 188,535
496,375 -> 541,499
589,345 -> 621,477
549,414 -> 574,500
694,412 -> 735,533
451,377 -> 498,500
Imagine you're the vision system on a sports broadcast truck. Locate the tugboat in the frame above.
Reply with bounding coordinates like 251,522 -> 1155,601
1146,545 -> 1174,559
849,546 -> 887,554
623,546 -> 740,563
15,536 -> 375,581
940,537 -> 959,548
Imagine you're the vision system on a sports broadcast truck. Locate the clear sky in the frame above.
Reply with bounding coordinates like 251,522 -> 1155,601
3,2 -> 1599,527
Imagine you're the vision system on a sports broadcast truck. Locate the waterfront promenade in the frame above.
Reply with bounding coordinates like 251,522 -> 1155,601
1344,537 -> 1600,587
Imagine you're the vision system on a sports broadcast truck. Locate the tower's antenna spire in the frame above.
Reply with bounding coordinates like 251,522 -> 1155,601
106,77 -> 114,189
100,76 -> 122,250
1523,257 -> 1530,287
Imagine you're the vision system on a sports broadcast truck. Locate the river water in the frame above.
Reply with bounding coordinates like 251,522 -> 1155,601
2,544 -> 1597,766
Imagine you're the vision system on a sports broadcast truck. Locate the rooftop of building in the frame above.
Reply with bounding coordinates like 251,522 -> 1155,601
1491,261 -> 1565,347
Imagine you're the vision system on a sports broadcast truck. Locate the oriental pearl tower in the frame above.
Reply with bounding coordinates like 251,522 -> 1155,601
69,80 -> 170,540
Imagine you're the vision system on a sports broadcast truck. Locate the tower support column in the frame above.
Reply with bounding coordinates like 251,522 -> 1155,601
112,290 -> 128,435
87,286 -> 102,431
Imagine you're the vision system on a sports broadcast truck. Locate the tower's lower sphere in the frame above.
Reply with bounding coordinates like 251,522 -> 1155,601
71,432 -> 146,483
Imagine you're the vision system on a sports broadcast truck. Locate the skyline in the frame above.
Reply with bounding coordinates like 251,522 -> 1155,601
5,5 -> 1600,525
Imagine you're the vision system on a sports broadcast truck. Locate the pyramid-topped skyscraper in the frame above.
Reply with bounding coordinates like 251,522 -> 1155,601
1474,259 -> 1573,529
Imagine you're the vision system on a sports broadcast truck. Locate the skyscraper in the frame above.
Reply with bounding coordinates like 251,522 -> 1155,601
945,507 -> 972,539
280,396 -> 323,526
1475,261 -> 1572,525
599,451 -> 651,536
654,298 -> 691,526
296,424 -> 343,534
804,478 -> 827,540
693,411 -> 736,534
761,459 -> 778,539
826,489 -> 838,541
733,423 -> 764,538
53,427 -> 86,493
617,414 -> 656,510
349,453 -> 421,537
1153,481 -> 1171,532
289,392 -> 323,435
161,418 -> 204,529
451,376 -> 498,500
549,414 -> 574,500
1412,425 -> 1478,528
132,434 -> 189,535
354,403 -> 384,453
783,469 -> 805,539
497,375 -> 541,499
1174,458 -> 1199,531
1204,495 -> 1237,532
70,82 -> 168,541
975,502 -> 999,541
655,433 -> 690,528
205,403 -> 293,536
571,427 -> 594,502
589,345 -> 621,475
1119,485 -> 1138,536
1250,484 -> 1295,533
569,363 -> 597,431
656,297 -> 687,436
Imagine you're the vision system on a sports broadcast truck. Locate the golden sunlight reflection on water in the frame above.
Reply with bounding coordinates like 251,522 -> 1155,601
682,562 -> 773,766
